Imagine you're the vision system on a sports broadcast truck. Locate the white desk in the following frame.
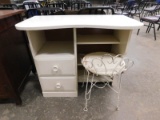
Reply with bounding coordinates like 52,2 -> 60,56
15,15 -> 143,97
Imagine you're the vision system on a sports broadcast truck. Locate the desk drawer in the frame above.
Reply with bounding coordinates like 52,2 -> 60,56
35,58 -> 76,76
39,76 -> 76,92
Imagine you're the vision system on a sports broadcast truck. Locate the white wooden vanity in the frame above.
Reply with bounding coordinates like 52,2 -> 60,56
15,15 -> 143,97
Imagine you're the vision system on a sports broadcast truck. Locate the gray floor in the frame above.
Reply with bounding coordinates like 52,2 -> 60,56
0,23 -> 160,120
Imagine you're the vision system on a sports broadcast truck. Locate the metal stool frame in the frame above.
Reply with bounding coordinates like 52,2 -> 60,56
81,52 -> 134,111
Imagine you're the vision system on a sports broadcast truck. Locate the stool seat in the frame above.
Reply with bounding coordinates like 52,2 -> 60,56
82,52 -> 126,76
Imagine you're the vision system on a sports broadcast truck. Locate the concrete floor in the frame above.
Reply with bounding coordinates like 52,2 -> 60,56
0,22 -> 160,120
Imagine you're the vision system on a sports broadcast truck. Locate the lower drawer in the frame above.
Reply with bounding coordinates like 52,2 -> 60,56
39,76 -> 77,92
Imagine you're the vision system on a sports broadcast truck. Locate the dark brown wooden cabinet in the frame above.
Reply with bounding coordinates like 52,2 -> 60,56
0,10 -> 33,105
0,0 -> 11,4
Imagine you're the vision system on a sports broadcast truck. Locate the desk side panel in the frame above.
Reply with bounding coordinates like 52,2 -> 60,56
26,31 -> 46,57
112,30 -> 132,54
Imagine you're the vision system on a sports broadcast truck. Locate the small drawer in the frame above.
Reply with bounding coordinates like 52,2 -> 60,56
39,76 -> 77,92
35,58 -> 76,76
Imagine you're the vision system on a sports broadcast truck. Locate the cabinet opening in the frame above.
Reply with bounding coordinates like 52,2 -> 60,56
76,28 -> 119,44
77,28 -> 113,35
77,44 -> 112,66
45,28 -> 73,42
33,28 -> 74,59
77,44 -> 112,54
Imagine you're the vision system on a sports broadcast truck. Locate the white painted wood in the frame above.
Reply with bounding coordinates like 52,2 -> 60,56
15,15 -> 143,97
35,58 -> 76,76
112,30 -> 132,54
39,76 -> 77,97
26,31 -> 46,57
15,15 -> 143,30
42,92 -> 77,97
73,28 -> 78,93
34,41 -> 75,76
35,41 -> 74,60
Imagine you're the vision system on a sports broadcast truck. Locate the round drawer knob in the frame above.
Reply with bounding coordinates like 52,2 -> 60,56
56,82 -> 61,89
52,65 -> 58,72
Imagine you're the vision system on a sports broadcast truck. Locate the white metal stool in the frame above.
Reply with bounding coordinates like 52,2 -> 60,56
81,52 -> 133,111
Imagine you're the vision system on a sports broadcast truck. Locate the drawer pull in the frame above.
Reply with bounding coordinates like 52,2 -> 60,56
56,82 -> 61,89
52,65 -> 58,72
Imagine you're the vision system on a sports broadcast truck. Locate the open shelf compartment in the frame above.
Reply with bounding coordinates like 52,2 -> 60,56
76,28 -> 120,45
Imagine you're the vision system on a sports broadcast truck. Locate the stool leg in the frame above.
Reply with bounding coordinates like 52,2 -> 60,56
84,71 -> 95,111
84,70 -> 90,111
